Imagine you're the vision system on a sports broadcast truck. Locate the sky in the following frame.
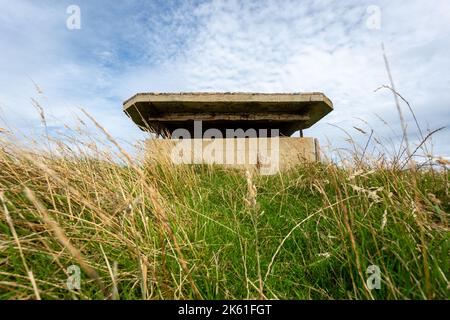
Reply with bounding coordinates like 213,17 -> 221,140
0,0 -> 449,159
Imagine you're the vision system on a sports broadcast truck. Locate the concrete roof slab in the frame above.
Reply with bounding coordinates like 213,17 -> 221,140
123,92 -> 333,137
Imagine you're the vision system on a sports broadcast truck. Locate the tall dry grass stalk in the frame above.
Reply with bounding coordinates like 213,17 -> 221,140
1,192 -> 41,300
24,188 -> 108,298
381,43 -> 438,299
0,90 -> 448,300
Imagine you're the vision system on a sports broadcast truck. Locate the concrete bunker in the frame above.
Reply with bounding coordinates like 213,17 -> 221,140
123,92 -> 333,174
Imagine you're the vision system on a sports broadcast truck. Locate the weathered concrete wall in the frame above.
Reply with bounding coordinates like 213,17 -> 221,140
146,137 -> 320,174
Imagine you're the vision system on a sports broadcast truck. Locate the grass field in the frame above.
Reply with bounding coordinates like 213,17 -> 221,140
0,120 -> 448,300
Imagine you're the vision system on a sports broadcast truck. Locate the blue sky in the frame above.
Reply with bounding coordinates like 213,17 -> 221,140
0,0 -> 449,158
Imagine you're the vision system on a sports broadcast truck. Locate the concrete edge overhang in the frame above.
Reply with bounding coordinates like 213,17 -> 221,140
123,92 -> 333,136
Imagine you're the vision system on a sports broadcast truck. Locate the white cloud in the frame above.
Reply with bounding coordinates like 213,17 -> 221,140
0,0 -> 449,158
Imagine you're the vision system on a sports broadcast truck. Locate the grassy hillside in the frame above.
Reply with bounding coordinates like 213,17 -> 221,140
0,135 -> 448,300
